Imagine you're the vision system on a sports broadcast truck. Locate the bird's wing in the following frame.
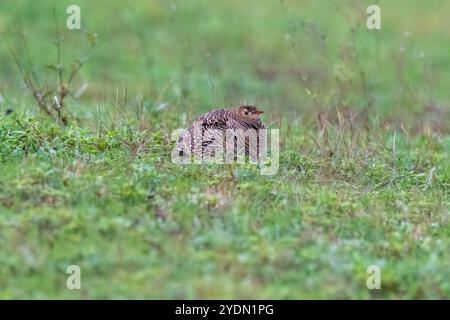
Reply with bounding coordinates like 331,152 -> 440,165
196,110 -> 228,150
196,109 -> 228,130
176,109 -> 228,156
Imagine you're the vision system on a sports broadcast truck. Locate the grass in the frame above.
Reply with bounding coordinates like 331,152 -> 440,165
0,0 -> 449,299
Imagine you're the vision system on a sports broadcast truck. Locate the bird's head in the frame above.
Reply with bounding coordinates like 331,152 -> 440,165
237,105 -> 264,121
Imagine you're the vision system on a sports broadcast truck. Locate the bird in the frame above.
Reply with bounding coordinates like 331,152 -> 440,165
176,105 -> 267,162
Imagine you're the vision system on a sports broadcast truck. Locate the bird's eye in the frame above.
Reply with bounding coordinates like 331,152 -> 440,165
244,111 -> 249,115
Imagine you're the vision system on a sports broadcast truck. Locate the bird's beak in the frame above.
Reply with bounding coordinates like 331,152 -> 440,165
255,110 -> 264,114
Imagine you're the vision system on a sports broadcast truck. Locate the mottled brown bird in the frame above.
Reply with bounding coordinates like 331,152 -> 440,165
176,105 -> 266,160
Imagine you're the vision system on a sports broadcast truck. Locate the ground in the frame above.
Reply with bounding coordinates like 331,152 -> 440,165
0,0 -> 449,299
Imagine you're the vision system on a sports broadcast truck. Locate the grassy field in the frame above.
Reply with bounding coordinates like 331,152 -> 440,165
0,0 -> 449,299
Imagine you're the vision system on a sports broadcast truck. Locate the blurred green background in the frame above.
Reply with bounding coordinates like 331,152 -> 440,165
1,0 -> 449,127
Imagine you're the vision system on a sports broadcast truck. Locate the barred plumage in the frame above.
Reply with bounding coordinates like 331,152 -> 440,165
176,106 -> 267,161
